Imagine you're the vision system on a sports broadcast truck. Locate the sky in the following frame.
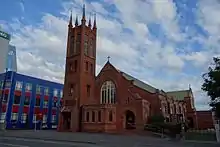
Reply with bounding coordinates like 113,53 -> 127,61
0,0 -> 220,110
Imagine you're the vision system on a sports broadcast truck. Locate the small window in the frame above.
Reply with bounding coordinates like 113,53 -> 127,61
21,113 -> 27,123
84,34 -> 88,42
43,114 -> 47,123
98,111 -> 101,122
36,85 -> 41,94
73,39 -> 76,55
14,95 -> 21,104
59,100 -> 63,107
33,114 -> 36,123
43,100 -> 48,107
3,93 -> 8,102
74,60 -> 77,72
53,89 -> 58,97
11,113 -> 18,121
5,81 -> 11,87
0,112 -> 6,123
60,90 -> 63,98
76,42 -> 81,53
179,106 -> 182,113
53,99 -> 57,107
90,39 -> 93,53
90,64 -> 93,74
0,81 -> 3,89
44,87 -> 49,95
35,99 -> 41,106
69,63 -> 73,72
25,83 -> 32,91
109,111 -> 113,122
87,85 -> 90,97
84,42 -> 88,56
77,34 -> 81,41
85,62 -> 88,71
69,84 -> 75,96
86,111 -> 90,122
15,81 -> 22,91
92,111 -> 95,122
51,115 -> 56,123
24,96 -> 30,105
69,36 -> 75,56
92,43 -> 96,57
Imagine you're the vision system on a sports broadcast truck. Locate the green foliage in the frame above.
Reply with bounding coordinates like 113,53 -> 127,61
202,57 -> 220,118
148,114 -> 165,123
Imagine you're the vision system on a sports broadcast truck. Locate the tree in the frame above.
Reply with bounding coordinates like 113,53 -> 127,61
202,57 -> 220,119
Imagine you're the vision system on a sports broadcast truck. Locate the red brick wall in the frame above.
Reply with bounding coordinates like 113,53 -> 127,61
196,111 -> 214,129
93,64 -> 162,132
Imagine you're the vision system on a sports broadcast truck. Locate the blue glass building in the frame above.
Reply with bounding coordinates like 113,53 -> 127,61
7,45 -> 17,72
0,71 -> 63,130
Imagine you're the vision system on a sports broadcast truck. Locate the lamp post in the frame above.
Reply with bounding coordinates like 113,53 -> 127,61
0,68 -> 8,130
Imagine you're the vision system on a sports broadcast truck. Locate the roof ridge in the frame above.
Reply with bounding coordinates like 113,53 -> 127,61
167,89 -> 189,93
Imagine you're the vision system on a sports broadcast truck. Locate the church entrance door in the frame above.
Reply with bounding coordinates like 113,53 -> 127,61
187,117 -> 194,128
62,112 -> 71,130
125,110 -> 136,130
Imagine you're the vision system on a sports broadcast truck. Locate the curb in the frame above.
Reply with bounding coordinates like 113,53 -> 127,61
1,135 -> 97,145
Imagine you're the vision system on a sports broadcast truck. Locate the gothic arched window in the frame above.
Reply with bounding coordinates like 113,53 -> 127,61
100,81 -> 116,104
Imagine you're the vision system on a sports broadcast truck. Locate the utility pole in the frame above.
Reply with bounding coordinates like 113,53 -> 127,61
0,68 -> 8,130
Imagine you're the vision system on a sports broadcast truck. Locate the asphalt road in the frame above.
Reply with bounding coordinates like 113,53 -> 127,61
1,136 -> 219,147
0,130 -> 219,147
0,137 -> 102,147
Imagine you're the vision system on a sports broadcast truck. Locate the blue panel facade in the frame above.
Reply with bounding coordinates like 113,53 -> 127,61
0,71 -> 63,130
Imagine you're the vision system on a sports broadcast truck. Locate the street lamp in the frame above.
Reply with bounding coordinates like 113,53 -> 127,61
0,68 -> 8,130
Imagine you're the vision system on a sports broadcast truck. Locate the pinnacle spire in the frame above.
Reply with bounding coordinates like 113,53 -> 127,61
75,15 -> 78,26
88,12 -> 92,27
81,4 -> 86,24
93,13 -> 97,29
68,10 -> 73,27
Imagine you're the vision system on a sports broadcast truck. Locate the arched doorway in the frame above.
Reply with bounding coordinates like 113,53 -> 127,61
187,117 -> 194,128
125,110 -> 136,130
62,112 -> 71,130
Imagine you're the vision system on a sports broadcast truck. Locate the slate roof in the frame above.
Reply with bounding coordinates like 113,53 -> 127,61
119,71 -> 157,93
119,70 -> 191,101
166,90 -> 190,101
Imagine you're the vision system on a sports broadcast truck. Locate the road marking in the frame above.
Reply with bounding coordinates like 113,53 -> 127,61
0,142 -> 29,147
1,137 -> 100,147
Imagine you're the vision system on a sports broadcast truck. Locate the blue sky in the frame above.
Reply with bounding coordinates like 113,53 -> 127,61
1,0 -> 220,110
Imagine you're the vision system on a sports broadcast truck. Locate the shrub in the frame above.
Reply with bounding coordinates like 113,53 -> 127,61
148,114 -> 165,124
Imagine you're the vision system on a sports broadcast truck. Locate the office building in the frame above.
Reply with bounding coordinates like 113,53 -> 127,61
0,30 -> 10,73
7,45 -> 17,72
0,71 -> 63,130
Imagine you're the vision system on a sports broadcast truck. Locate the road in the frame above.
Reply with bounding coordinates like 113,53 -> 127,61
0,137 -> 101,147
0,130 -> 219,147
0,136 -> 219,147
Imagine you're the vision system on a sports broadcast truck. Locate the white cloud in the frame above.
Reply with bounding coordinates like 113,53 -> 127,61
197,0 -> 220,54
2,0 -> 219,110
19,1 -> 25,13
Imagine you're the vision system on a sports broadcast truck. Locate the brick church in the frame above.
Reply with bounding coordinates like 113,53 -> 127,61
57,5 -> 199,133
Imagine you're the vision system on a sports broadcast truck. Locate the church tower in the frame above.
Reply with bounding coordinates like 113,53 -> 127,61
58,5 -> 97,132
